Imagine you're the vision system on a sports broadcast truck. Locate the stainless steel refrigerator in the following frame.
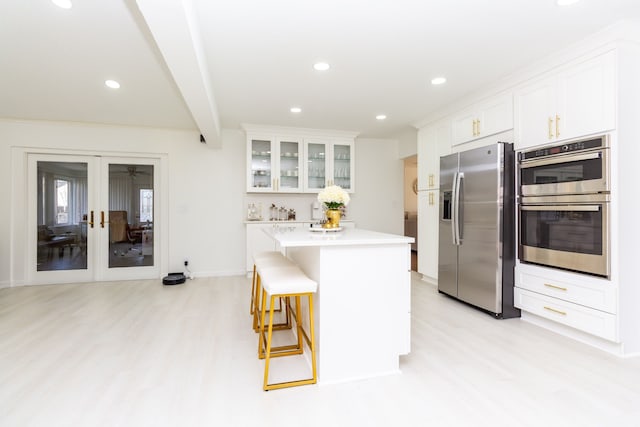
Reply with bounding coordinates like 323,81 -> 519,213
438,142 -> 519,318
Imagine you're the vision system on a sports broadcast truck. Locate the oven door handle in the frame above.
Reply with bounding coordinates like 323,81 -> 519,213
520,151 -> 602,168
521,205 -> 600,212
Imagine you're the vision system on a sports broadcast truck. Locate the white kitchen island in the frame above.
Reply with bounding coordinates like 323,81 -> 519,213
263,227 -> 413,385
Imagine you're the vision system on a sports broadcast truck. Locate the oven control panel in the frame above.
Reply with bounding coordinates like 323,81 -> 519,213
519,136 -> 607,161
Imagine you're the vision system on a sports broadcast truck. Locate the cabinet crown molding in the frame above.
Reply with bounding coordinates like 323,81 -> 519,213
241,123 -> 359,139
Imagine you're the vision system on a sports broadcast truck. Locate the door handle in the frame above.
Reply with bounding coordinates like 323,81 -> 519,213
89,210 -> 94,228
100,211 -> 106,228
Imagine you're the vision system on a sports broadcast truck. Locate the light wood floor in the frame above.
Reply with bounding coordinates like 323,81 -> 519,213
2,273 -> 640,426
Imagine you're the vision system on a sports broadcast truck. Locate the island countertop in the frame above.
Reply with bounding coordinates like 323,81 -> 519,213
263,227 -> 414,248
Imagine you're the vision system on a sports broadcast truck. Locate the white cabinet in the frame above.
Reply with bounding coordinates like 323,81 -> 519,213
244,125 -> 357,193
515,50 -> 616,149
416,119 -> 449,282
304,138 -> 355,192
417,119 -> 451,191
417,190 -> 439,281
514,263 -> 619,342
247,136 -> 303,193
451,93 -> 513,146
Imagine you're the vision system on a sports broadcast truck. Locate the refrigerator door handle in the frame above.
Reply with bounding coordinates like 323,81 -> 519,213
451,172 -> 458,245
457,172 -> 464,243
453,172 -> 463,245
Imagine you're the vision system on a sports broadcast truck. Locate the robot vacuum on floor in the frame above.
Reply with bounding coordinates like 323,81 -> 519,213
163,272 -> 186,285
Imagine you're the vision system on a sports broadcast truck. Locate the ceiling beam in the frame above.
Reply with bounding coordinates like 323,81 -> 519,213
135,0 -> 221,147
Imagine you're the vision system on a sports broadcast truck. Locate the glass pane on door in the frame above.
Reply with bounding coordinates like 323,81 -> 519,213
279,139 -> 300,190
307,143 -> 326,190
108,164 -> 154,268
250,139 -> 273,190
333,144 -> 351,189
36,161 -> 88,271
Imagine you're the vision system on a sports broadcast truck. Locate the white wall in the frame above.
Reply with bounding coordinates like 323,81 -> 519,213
349,138 -> 404,235
395,127 -> 418,159
0,119 -> 404,286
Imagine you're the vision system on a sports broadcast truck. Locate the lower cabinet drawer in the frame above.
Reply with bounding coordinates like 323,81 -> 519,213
517,271 -> 616,314
515,287 -> 618,341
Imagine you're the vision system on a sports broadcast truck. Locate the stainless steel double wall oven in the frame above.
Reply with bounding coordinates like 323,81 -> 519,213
518,135 -> 610,277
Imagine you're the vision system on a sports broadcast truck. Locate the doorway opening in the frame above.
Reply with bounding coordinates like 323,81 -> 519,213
404,155 -> 418,271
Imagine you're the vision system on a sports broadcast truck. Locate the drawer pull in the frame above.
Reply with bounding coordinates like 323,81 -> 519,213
544,283 -> 567,291
544,306 -> 567,316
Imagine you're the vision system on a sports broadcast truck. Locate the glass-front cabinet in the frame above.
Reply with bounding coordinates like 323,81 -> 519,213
304,138 -> 354,192
332,142 -> 353,191
248,137 -> 303,192
277,138 -> 302,192
249,138 -> 274,191
245,125 -> 356,193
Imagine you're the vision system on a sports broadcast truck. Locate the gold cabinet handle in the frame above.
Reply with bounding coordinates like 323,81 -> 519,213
428,192 -> 434,205
548,117 -> 554,139
476,119 -> 480,136
544,306 -> 567,316
89,210 -> 94,228
472,120 -> 476,136
544,283 -> 567,291
100,211 -> 106,228
428,174 -> 434,188
555,114 -> 560,137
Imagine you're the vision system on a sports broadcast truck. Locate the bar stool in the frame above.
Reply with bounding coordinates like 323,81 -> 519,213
252,254 -> 295,332
258,266 -> 317,391
250,252 -> 286,315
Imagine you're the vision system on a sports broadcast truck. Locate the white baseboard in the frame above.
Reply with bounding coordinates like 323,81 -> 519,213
0,281 -> 11,289
419,274 -> 437,286
192,269 -> 247,278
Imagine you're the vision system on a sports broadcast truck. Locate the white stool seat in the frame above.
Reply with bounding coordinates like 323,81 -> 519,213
255,257 -> 296,275
260,266 -> 318,295
253,251 -> 286,263
252,255 -> 297,332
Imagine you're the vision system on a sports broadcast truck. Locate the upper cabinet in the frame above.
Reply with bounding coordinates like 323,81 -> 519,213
247,136 -> 303,193
304,138 -> 354,192
451,93 -> 513,146
244,125 -> 357,193
417,119 -> 451,191
515,50 -> 616,149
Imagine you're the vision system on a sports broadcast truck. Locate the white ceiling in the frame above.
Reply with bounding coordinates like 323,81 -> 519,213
2,0 -> 640,141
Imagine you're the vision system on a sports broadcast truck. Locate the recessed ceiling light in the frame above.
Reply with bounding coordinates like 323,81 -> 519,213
556,0 -> 580,5
313,62 -> 330,71
290,107 -> 302,113
105,80 -> 120,89
376,114 -> 387,120
52,0 -> 72,9
431,77 -> 447,85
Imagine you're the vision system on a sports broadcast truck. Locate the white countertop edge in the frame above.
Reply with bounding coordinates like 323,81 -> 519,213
263,227 -> 414,247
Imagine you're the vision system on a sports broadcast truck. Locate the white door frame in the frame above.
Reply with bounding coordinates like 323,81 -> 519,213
11,146 -> 169,286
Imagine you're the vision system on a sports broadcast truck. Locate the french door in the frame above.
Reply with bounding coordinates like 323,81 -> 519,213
28,154 -> 161,284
